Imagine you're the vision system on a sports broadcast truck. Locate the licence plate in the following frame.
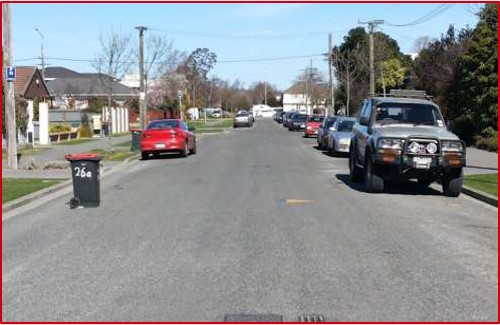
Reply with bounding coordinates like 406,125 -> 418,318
155,143 -> 166,149
413,157 -> 432,169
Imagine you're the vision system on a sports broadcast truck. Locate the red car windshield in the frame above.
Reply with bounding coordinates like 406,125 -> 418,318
147,120 -> 180,130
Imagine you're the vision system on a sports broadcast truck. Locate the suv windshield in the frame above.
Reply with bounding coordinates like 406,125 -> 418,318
337,120 -> 355,132
375,103 -> 443,126
325,117 -> 337,128
236,113 -> 248,117
147,120 -> 179,130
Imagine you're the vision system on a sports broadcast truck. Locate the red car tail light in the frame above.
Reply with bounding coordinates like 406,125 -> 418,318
142,132 -> 152,139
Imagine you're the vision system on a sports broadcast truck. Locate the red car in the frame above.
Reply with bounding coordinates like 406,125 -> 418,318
304,115 -> 325,137
140,119 -> 196,159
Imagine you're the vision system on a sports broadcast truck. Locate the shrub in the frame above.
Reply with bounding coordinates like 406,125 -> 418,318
475,128 -> 498,152
49,123 -> 71,134
78,126 -> 92,138
475,136 -> 498,152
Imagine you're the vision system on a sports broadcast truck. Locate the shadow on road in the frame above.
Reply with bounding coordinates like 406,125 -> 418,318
321,151 -> 349,158
141,153 -> 186,161
335,174 -> 443,196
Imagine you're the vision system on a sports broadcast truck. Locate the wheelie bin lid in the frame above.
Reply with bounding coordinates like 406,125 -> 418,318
65,153 -> 102,161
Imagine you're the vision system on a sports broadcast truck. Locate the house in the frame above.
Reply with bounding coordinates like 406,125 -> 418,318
282,80 -> 328,114
44,67 -> 138,109
13,67 -> 52,143
14,66 -> 51,101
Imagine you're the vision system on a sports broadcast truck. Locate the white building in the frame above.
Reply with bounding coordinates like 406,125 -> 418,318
282,81 -> 327,114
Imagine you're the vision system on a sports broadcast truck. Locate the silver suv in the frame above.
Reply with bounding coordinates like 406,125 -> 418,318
349,90 -> 466,196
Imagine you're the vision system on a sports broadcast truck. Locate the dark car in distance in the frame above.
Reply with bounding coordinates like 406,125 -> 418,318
288,113 -> 308,131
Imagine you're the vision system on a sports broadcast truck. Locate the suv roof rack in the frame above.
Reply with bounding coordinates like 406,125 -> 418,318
388,89 -> 434,100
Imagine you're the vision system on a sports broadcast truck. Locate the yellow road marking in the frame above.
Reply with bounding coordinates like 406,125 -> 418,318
286,199 -> 315,205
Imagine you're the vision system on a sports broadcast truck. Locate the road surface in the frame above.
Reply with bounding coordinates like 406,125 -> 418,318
3,119 -> 497,322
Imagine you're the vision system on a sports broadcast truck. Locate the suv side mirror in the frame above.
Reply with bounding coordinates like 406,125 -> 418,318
359,117 -> 369,126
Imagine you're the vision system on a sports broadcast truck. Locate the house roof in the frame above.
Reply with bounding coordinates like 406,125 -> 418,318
45,76 -> 138,98
44,67 -> 82,78
284,81 -> 329,95
284,81 -> 307,95
14,66 -> 37,95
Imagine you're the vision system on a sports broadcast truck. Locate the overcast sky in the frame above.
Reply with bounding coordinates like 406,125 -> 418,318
11,3 -> 481,90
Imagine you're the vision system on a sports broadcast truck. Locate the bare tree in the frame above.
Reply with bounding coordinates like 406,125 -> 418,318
92,30 -> 132,113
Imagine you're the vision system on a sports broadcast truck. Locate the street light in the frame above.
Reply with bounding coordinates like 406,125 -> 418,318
34,28 -> 45,80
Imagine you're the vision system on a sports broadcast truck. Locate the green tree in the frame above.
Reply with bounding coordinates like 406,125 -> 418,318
459,4 -> 498,134
378,58 -> 406,93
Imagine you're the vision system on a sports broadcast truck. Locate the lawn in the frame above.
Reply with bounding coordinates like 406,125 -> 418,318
187,119 -> 233,129
90,149 -> 137,161
55,138 -> 97,145
463,173 -> 498,196
2,147 -> 49,158
18,147 -> 50,155
194,128 -> 226,134
2,178 -> 64,203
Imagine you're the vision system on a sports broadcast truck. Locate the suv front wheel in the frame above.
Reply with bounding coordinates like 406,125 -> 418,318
364,153 -> 384,193
442,169 -> 463,197
349,144 -> 363,182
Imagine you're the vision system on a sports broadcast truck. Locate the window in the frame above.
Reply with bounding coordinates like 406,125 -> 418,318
375,103 -> 441,125
337,120 -> 356,132
147,120 -> 180,130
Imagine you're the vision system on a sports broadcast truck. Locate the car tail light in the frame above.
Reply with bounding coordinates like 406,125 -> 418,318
142,132 -> 152,139
170,129 -> 179,138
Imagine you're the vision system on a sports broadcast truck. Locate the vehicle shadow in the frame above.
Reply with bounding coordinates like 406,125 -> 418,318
141,153 -> 185,160
335,174 -> 443,196
321,151 -> 349,158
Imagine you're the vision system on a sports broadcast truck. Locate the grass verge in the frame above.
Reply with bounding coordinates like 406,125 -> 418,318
463,173 -> 498,196
187,119 -> 233,129
90,149 -> 137,161
54,138 -> 96,145
2,178 -> 63,203
194,128 -> 226,134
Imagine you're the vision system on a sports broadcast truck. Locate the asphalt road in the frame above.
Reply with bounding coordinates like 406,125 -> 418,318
3,119 -> 498,322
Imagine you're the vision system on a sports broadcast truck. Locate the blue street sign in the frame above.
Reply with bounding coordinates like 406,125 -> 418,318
6,66 -> 16,82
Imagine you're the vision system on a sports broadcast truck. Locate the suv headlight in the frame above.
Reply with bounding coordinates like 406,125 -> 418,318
378,138 -> 404,150
441,141 -> 464,152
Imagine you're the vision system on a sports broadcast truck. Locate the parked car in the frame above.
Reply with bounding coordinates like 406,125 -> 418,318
349,90 -> 466,196
233,112 -> 253,128
282,111 -> 295,128
316,116 -> 338,150
275,111 -> 285,123
140,119 -> 196,159
273,109 -> 284,121
326,116 -> 357,156
304,115 -> 325,137
288,113 -> 307,131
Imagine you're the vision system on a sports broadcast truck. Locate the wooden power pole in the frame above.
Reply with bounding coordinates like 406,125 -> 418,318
358,19 -> 384,95
328,33 -> 334,116
136,26 -> 147,129
3,4 -> 18,170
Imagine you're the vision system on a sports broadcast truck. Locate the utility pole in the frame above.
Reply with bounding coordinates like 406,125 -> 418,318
358,19 -> 384,95
35,28 -> 45,80
3,4 -> 17,170
328,33 -> 334,116
135,26 -> 147,129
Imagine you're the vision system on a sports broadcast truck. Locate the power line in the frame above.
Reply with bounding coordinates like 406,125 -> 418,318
148,27 -> 350,39
15,53 -> 325,65
386,4 -> 455,27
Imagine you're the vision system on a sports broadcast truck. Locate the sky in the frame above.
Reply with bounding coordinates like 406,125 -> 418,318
10,3 -> 481,91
